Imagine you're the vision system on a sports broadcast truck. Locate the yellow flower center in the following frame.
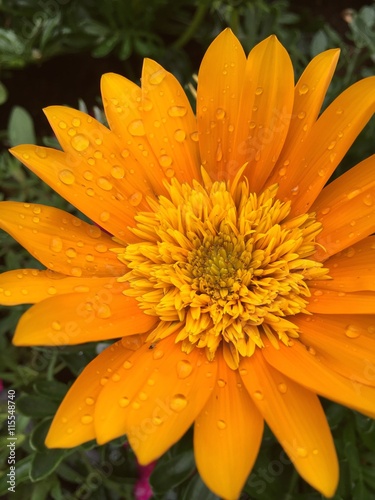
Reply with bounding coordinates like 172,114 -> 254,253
117,172 -> 328,369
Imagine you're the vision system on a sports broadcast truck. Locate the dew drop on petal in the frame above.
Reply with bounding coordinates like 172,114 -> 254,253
255,87 -> 263,95
345,324 -> 361,339
72,118 -> 81,127
190,131 -> 199,142
153,349 -> 164,360
47,286 -> 57,295
111,165 -> 125,179
174,129 -> 186,142
97,304 -> 111,319
86,188 -> 95,197
95,244 -> 107,253
215,108 -> 226,120
97,177 -> 113,191
100,376 -> 109,386
168,106 -> 187,117
59,121 -> 67,129
59,169 -> 75,185
81,415 -> 93,425
66,248 -> 77,258
119,397 -> 129,407
159,155 -> 173,168
363,194 -> 373,206
217,378 -> 227,388
111,373 -> 120,382
176,360 -> 193,379
129,191 -> 143,206
99,211 -> 110,222
169,394 -> 188,412
254,391 -> 264,400
50,237 -> 63,253
85,397 -> 95,405
123,360 -> 132,369
128,119 -> 146,136
297,447 -> 308,458
297,111 -> 306,119
132,401 -> 141,410
278,383 -> 287,394
71,134 -> 90,152
298,84 -> 309,95
71,267 -> 82,277
217,419 -> 227,429
84,170 -> 94,181
149,69 -> 166,85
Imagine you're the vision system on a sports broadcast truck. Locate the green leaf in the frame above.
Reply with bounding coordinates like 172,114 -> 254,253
310,30 -> 328,58
150,448 -> 195,494
33,380 -> 68,402
181,473 -> 220,500
30,418 -> 53,452
0,81 -> 8,105
16,394 -> 59,417
30,449 -> 69,481
8,105 -> 36,146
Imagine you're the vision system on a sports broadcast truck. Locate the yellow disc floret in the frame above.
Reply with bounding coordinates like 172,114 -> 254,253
116,172 -> 329,369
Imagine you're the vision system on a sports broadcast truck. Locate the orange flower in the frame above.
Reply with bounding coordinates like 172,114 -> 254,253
1,29 -> 375,499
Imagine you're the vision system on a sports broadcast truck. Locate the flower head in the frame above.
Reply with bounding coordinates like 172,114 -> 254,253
1,29 -> 375,499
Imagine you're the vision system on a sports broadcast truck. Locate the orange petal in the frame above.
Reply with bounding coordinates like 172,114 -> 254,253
197,29 -> 246,181
276,77 -> 375,215
95,336 -> 216,465
262,339 -> 375,418
100,73 -> 168,195
269,49 -> 340,183
307,288 -> 375,314
13,283 -> 156,345
45,338 -> 135,448
141,59 -> 201,184
312,155 -> 375,260
232,35 -> 294,191
240,351 -> 338,498
0,201 -> 125,276
0,270 -> 127,305
194,352 -> 263,500
310,236 -> 375,291
295,313 -> 375,386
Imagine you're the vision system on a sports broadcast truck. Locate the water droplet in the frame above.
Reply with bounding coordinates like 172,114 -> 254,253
217,419 -> 227,429
66,248 -> 77,258
190,131 -> 199,142
255,87 -> 263,95
168,106 -> 187,117
336,107 -> 343,115
111,373 -> 120,382
363,194 -> 373,206
50,237 -> 63,253
72,118 -> 81,127
169,394 -> 188,412
217,378 -> 227,388
35,147 -> 47,158
52,321 -> 61,331
174,129 -> 186,142
95,244 -> 107,253
149,69 -> 166,85
128,119 -> 146,136
129,191 -> 143,206
132,401 -> 141,410
81,415 -> 93,424
85,397 -> 95,405
97,304 -> 111,319
216,142 -> 223,161
345,324 -> 360,339
165,168 -> 175,178
297,111 -> 306,119
228,124 -> 235,132
249,121 -> 256,129
59,169 -> 75,185
298,84 -> 309,95
152,416 -> 163,426
254,391 -> 264,400
123,360 -> 132,369
159,155 -> 172,168
327,140 -> 336,150
347,189 -> 361,199
215,108 -> 226,120
176,360 -> 193,379
86,188 -> 95,197
47,286 -> 57,295
291,185 -> 299,195
307,346 -> 316,356
297,447 -> 308,458
71,267 -> 82,277
318,169 -> 325,177
119,397 -> 129,407
58,121 -> 67,129
111,165 -> 125,179
139,391 -> 148,401
71,134 -> 90,152
278,383 -> 287,394
99,211 -> 110,223
83,170 -> 94,181
321,207 -> 330,215
153,349 -> 164,360
100,376 -> 109,386
278,167 -> 287,177
97,177 -> 113,191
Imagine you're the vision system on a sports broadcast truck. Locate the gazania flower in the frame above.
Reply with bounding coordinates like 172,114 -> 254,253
1,28 -> 375,499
